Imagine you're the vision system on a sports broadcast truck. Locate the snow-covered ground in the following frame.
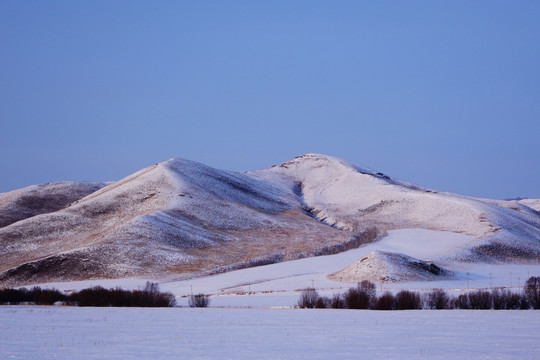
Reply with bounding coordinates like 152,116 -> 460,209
163,229 -> 540,307
1,306 -> 539,359
35,229 -> 540,308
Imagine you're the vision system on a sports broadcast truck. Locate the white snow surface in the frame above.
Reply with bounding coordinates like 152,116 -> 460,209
519,198 -> 540,212
1,307 -> 539,360
365,228 -> 477,260
250,154 -> 492,236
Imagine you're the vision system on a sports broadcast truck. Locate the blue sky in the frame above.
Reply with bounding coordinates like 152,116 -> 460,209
1,1 -> 539,199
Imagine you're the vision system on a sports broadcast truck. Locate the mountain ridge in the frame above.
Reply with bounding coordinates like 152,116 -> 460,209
1,153 -> 539,286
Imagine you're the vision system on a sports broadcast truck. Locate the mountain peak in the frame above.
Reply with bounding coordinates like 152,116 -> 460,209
271,153 -> 371,175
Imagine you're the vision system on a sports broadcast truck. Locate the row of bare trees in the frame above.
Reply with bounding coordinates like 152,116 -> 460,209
0,282 -> 176,307
0,286 -> 66,305
298,277 -> 540,310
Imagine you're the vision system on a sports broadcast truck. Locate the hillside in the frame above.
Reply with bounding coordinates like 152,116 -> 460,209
0,181 -> 107,228
252,154 -> 540,262
328,250 -> 456,283
0,157 -> 354,285
1,153 -> 539,286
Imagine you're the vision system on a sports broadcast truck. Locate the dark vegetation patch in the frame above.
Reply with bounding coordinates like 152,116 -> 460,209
15,193 -> 72,214
76,200 -> 124,217
0,287 -> 65,305
471,243 -> 540,262
0,254 -> 109,287
300,205 -> 345,229
410,261 -> 444,276
188,293 -> 210,307
213,228 -> 379,275
0,183 -> 105,227
312,227 -> 379,256
355,201 -> 396,215
297,276 -> 540,310
213,252 -> 285,274
0,282 -> 176,307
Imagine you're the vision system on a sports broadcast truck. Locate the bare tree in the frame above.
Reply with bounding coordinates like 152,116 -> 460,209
330,293 -> 346,309
374,291 -> 395,310
426,289 -> 450,310
395,290 -> 421,310
345,280 -> 376,309
144,281 -> 160,294
297,288 -> 319,308
467,290 -> 492,309
451,294 -> 470,309
525,276 -> 540,309
492,289 -> 523,310
315,296 -> 330,309
189,293 -> 210,308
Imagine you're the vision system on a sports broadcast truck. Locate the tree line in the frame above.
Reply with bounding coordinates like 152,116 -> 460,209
0,282 -> 176,307
297,276 -> 540,310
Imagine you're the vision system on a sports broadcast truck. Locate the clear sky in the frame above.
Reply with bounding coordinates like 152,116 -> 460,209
1,1 -> 539,199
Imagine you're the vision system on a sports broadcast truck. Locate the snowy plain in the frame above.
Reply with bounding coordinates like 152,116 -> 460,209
4,230 -> 540,359
1,306 -> 539,360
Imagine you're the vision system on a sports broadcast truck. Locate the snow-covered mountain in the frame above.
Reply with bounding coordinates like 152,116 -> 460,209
1,153 -> 539,286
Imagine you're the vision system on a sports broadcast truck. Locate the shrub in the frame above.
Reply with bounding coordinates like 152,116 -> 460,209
467,290 -> 492,310
70,286 -> 110,306
0,284 -> 176,307
297,288 -> 319,308
139,282 -> 176,307
345,281 -> 376,309
395,290 -> 421,310
359,280 -> 377,299
68,284 -> 176,307
315,296 -> 330,309
426,289 -> 450,310
30,287 -> 66,305
492,289 -> 523,310
525,276 -> 540,309
0,287 -> 29,304
0,287 -> 66,305
189,293 -> 210,308
344,287 -> 370,309
451,294 -> 470,309
374,291 -> 395,310
330,293 -> 346,309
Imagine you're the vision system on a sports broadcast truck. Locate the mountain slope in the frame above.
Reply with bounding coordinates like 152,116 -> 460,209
0,158 -> 360,286
251,154 -> 540,262
1,153 -> 539,286
0,181 -> 107,228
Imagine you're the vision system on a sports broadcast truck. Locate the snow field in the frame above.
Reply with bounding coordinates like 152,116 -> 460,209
1,306 -> 539,360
